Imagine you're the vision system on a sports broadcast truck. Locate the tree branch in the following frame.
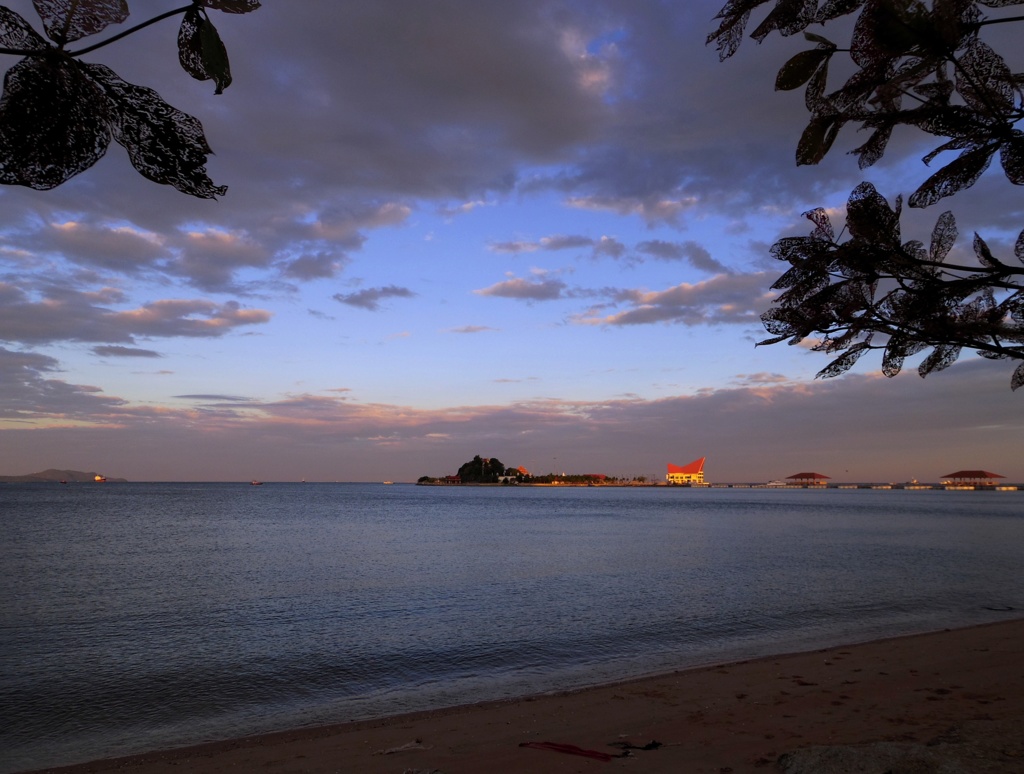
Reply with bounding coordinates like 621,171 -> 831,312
69,5 -> 194,58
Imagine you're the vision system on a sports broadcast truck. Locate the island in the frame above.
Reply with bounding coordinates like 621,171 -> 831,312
0,468 -> 127,483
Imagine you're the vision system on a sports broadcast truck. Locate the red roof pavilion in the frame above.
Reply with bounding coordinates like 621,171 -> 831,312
786,472 -> 831,484
667,458 -> 705,476
941,470 -> 1005,484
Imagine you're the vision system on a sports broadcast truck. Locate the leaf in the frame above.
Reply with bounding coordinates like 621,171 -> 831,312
796,114 -> 841,165
32,0 -> 128,45
815,0 -> 867,23
956,38 -> 1014,114
973,232 -> 1006,271
816,342 -> 870,379
761,306 -> 804,338
775,48 -> 832,90
707,0 -> 767,61
0,7 -> 49,50
803,31 -> 835,46
1000,134 -> 1024,185
850,0 -> 924,66
978,0 -> 1024,6
851,125 -> 891,169
1012,361 -> 1024,392
202,0 -> 262,12
918,344 -> 962,377
84,63 -> 227,199
751,0 -> 818,42
803,52 -> 829,111
929,211 -> 957,263
804,207 -> 834,240
908,143 -> 996,208
1016,227 -> 1024,266
845,182 -> 900,243
178,8 -> 233,94
0,57 -> 110,189
881,335 -> 910,377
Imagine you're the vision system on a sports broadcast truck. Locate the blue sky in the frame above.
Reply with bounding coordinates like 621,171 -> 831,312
2,1 -> 1022,482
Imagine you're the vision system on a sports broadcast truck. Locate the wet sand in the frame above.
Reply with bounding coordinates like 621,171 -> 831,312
30,618 -> 1024,774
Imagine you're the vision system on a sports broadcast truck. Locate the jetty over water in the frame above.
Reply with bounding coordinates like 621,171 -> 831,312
705,482 -> 1021,491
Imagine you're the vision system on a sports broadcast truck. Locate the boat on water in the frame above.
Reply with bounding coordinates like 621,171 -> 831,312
382,481 -> 394,485
250,480 -> 263,486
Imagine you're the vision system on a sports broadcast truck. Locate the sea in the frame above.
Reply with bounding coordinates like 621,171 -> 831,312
2,482 -> 1022,773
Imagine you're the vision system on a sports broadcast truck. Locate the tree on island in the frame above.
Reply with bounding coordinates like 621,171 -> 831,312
456,455 -> 508,484
709,0 -> 1024,390
0,0 -> 260,198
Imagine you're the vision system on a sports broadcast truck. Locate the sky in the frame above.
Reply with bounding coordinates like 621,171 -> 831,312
1,0 -> 1022,483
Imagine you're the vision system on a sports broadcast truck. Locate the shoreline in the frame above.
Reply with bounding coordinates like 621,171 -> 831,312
26,617 -> 1024,774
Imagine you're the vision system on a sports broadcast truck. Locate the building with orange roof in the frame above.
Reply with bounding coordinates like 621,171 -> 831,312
667,457 -> 706,485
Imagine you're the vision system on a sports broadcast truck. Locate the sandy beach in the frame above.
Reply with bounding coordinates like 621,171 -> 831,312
29,618 -> 1024,774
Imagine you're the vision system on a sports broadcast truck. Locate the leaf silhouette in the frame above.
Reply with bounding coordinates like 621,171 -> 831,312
815,0 -> 867,24
202,0 -> 262,12
817,341 -> 870,379
956,38 -> 1014,114
32,0 -> 128,45
1001,134 -> 1024,185
751,0 -> 817,42
929,211 -> 957,263
972,232 -> 1006,271
707,0 -> 770,60
178,7 -> 232,94
85,64 -> 227,198
1013,362 -> 1024,392
776,48 -> 832,90
845,182 -> 900,243
909,143 -> 996,208
796,114 -> 842,165
0,7 -> 49,50
918,343 -> 962,376
0,57 -> 110,189
804,206 -> 834,240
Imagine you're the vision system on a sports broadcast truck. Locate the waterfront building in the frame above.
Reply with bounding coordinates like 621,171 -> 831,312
786,472 -> 830,486
940,470 -> 1005,486
667,458 -> 706,485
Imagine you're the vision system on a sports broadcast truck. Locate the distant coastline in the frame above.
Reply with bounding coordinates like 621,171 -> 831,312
0,469 -> 127,483
418,480 -> 1023,491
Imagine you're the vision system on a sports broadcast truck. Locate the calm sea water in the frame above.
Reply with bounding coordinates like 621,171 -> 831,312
1,483 -> 1022,772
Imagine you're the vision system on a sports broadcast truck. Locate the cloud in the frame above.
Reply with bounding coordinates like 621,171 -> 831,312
564,195 -> 703,225
0,283 -> 272,345
280,251 -> 349,280
541,234 -> 599,251
475,276 -> 568,301
577,272 -> 775,327
92,346 -> 162,358
333,285 -> 417,311
174,394 -> 257,403
0,347 -> 127,422
20,219 -> 168,274
449,325 -> 499,334
636,240 -> 729,273
488,234 -> 624,261
438,200 -> 492,218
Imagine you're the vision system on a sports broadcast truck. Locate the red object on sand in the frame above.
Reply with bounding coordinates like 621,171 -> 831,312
519,741 -> 618,761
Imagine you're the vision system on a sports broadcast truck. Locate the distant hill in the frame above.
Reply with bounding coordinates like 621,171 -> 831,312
0,469 -> 128,483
